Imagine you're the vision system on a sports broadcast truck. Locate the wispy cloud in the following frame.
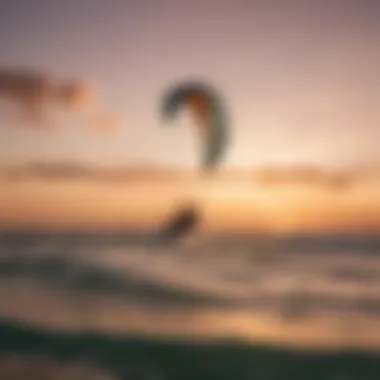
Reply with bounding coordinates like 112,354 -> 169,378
0,66 -> 121,131
253,165 -> 355,190
0,162 -> 179,182
1,161 -> 379,190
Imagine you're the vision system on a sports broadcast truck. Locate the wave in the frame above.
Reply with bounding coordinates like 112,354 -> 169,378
1,232 -> 380,349
0,320 -> 379,380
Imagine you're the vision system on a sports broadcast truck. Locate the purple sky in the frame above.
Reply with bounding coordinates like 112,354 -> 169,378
0,0 -> 379,168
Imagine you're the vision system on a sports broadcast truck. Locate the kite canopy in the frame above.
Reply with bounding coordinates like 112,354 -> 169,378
161,81 -> 229,172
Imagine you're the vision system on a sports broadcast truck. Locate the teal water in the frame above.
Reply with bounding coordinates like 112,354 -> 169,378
0,320 -> 379,380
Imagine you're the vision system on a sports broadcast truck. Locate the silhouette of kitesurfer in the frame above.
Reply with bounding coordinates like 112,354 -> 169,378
156,203 -> 200,244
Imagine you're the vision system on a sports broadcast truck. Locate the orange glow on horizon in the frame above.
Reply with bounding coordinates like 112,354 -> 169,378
1,175 -> 380,234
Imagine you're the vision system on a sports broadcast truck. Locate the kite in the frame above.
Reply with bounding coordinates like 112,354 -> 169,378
161,81 -> 229,172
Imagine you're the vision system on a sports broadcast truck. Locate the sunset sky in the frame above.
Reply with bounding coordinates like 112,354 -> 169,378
1,1 -> 380,233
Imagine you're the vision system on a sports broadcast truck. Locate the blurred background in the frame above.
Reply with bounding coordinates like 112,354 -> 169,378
1,1 -> 380,379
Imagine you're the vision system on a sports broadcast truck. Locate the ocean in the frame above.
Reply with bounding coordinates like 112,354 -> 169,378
0,231 -> 380,379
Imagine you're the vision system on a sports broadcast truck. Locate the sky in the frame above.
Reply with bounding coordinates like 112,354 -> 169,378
1,0 -> 380,232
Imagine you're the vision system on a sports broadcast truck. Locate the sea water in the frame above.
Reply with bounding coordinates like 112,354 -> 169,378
1,232 -> 380,379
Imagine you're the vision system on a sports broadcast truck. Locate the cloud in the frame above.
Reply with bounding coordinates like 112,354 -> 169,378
252,165 -> 369,190
1,161 -> 379,191
88,112 -> 122,132
0,162 -> 179,183
0,66 -> 121,131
